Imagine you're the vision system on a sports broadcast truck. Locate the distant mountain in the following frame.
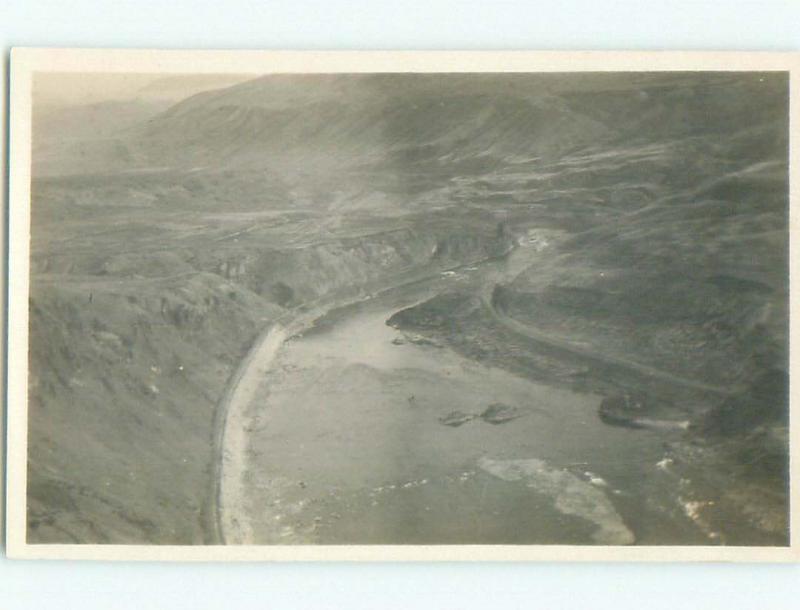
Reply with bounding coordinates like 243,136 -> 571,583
135,74 -> 255,101
31,74 -> 255,176
134,73 -> 612,170
32,100 -> 168,176
34,72 -> 787,181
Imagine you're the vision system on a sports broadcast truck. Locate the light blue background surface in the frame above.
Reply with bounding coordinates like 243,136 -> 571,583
2,1 -> 799,608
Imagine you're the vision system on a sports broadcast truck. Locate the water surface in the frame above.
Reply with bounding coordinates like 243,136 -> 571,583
236,278 -> 708,545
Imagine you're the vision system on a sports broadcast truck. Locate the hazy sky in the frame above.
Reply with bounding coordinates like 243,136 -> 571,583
33,73 -> 255,107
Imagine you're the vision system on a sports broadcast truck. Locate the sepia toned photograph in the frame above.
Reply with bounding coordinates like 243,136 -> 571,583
5,50 -> 798,561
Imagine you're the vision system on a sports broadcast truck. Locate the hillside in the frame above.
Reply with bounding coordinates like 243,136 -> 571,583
27,71 -> 789,545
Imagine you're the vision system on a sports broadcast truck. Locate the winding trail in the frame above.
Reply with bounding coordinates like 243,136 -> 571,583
212,324 -> 287,544
483,290 -> 734,397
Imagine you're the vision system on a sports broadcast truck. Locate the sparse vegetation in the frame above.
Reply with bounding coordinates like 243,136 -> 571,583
27,72 -> 788,545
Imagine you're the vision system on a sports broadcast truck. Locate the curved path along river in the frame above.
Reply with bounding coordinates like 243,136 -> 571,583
215,325 -> 287,544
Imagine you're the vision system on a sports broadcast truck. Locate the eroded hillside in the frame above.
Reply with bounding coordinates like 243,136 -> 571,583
27,72 -> 789,544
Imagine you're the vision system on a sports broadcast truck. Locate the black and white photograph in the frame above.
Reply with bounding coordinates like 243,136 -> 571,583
5,50 -> 798,561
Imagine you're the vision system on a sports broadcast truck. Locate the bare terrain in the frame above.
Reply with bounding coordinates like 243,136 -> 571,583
27,72 -> 788,545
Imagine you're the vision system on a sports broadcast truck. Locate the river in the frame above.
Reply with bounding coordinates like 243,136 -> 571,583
221,251 -> 716,545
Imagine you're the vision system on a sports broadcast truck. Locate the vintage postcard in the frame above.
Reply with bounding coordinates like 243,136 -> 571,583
5,49 -> 799,561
